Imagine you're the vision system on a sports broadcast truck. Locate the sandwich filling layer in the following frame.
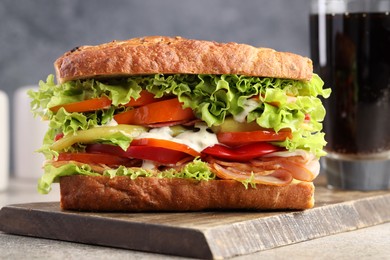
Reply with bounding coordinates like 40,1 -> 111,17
29,73 -> 330,194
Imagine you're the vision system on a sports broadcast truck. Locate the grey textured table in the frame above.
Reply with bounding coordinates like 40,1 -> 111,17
1,178 -> 390,259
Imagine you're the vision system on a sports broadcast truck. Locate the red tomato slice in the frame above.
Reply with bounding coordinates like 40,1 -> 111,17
114,98 -> 195,125
49,96 -> 112,113
49,91 -> 157,113
126,146 -> 190,164
86,144 -> 190,164
217,130 -> 292,146
201,143 -> 282,162
131,138 -> 200,157
124,90 -> 157,107
57,152 -> 133,166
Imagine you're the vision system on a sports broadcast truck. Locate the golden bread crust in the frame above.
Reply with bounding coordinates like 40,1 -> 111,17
59,175 -> 314,211
54,36 -> 313,83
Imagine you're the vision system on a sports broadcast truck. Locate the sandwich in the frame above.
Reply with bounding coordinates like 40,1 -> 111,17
29,36 -> 331,211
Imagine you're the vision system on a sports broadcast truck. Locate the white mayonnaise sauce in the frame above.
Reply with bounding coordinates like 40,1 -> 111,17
104,118 -> 119,126
137,124 -> 219,153
263,149 -> 314,159
141,160 -> 157,170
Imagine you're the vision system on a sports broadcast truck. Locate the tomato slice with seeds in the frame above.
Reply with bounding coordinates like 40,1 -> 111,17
49,96 -> 112,113
217,129 -> 292,146
86,144 -> 191,165
201,143 -> 282,162
123,90 -> 157,107
49,90 -> 157,113
114,98 -> 195,125
86,138 -> 200,164
57,152 -> 133,166
131,138 -> 200,158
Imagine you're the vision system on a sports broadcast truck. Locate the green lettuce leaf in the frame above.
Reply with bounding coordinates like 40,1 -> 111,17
38,163 -> 101,194
41,107 -> 116,151
30,73 -> 331,157
28,75 -> 144,119
164,158 -> 216,181
97,131 -> 132,151
38,158 -> 216,194
145,74 -> 330,156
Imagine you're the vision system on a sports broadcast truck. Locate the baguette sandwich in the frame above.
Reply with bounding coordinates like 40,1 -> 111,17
29,36 -> 330,211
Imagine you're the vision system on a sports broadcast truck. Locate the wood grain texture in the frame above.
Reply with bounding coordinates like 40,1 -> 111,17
1,177 -> 390,259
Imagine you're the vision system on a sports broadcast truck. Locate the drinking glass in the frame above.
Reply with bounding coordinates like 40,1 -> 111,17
310,0 -> 390,190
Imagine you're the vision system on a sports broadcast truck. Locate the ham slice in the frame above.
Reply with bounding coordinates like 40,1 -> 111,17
208,150 -> 319,185
211,163 -> 293,186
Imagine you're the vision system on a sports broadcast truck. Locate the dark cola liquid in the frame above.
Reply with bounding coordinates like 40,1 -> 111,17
310,12 -> 390,155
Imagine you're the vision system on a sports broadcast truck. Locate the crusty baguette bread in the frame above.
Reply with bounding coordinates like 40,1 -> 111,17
59,175 -> 315,211
54,36 -> 313,84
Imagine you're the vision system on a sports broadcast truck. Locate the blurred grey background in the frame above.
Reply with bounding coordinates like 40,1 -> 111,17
0,0 -> 311,173
0,0 -> 311,94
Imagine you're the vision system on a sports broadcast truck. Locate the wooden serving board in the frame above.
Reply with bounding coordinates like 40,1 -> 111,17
1,177 -> 390,259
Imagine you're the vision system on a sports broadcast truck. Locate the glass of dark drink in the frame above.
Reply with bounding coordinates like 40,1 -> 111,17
310,0 -> 390,190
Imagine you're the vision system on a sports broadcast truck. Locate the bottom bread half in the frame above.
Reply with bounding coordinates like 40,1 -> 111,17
59,175 -> 315,212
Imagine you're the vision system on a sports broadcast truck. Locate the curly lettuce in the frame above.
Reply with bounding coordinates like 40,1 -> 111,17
38,158 -> 216,194
145,73 -> 330,156
32,73 -> 331,193
29,73 -> 331,158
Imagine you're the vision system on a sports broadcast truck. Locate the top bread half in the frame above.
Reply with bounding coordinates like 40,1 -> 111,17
54,36 -> 313,84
